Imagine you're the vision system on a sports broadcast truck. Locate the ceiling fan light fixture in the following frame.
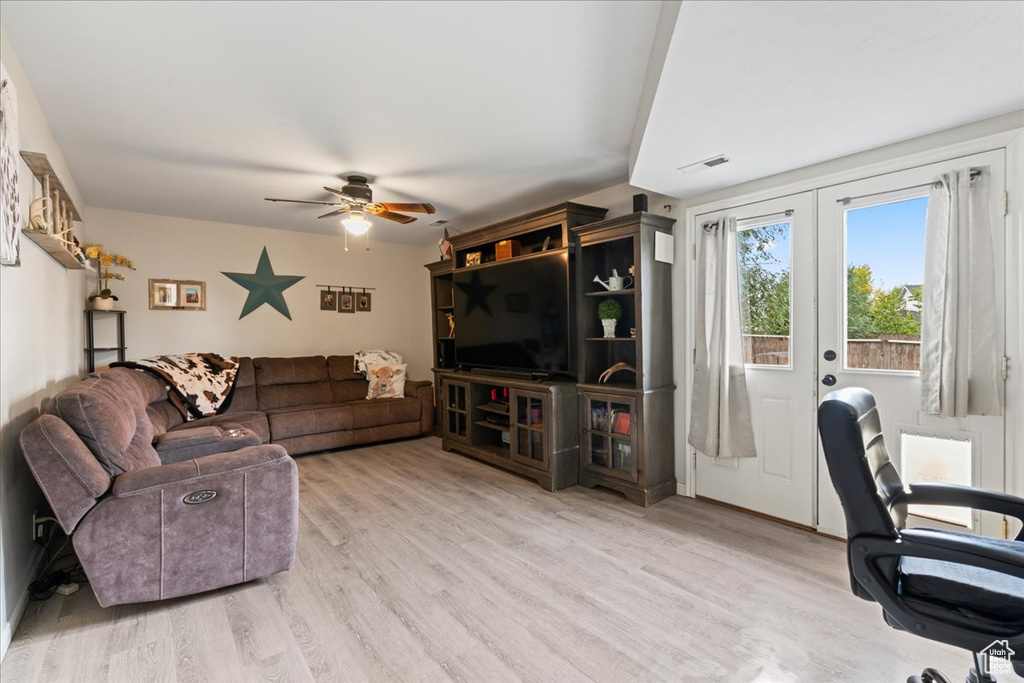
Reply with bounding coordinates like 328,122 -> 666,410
341,210 -> 372,235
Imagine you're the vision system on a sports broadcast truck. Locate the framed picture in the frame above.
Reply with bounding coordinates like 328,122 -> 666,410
178,281 -> 206,310
338,291 -> 355,313
356,292 -> 372,312
464,251 -> 482,267
320,289 -> 337,311
1,65 -> 21,267
150,279 -> 205,310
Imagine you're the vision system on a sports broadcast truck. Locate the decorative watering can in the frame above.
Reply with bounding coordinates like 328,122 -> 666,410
593,269 -> 633,291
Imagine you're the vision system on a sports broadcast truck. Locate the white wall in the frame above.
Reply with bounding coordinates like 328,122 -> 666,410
0,27 -> 89,658
85,208 -> 434,379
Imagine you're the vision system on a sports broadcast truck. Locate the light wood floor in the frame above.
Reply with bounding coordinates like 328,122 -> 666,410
1,437 -> 1000,683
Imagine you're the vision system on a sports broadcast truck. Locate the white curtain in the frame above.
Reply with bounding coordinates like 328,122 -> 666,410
688,216 -> 757,458
920,167 -> 1001,417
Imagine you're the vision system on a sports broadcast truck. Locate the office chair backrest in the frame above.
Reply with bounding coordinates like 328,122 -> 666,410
818,387 -> 907,598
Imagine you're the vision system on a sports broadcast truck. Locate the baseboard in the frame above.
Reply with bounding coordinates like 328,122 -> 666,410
0,543 -> 47,662
676,482 -> 692,497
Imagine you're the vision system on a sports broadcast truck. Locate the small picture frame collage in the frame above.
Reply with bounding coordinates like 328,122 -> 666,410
149,279 -> 206,310
319,287 -> 372,313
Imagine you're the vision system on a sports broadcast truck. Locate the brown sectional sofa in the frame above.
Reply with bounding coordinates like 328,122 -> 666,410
18,354 -> 433,607
158,355 -> 434,454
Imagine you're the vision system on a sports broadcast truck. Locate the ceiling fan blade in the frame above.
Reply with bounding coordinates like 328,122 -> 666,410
380,202 -> 436,214
323,186 -> 348,198
265,197 -> 344,206
371,208 -> 417,224
317,208 -> 348,219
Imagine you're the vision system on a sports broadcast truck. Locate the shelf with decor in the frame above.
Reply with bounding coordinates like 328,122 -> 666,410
437,369 -> 577,491
574,212 -> 677,506
449,202 -> 607,271
20,151 -> 85,270
425,259 -> 456,432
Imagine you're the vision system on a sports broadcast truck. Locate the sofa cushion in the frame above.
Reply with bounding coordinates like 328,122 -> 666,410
332,379 -> 369,403
223,357 -> 258,413
254,356 -> 328,386
327,355 -> 361,381
171,411 -> 270,444
147,401 -> 185,436
258,382 -> 332,411
348,397 -> 421,429
48,377 -> 160,476
266,404 -> 354,440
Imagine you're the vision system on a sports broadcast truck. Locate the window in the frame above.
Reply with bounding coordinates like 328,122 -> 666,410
737,220 -> 791,367
844,196 -> 927,371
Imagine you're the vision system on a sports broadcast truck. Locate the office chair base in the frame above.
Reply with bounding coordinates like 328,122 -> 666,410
907,664 -> 999,683
965,665 -> 997,683
907,668 -> 953,683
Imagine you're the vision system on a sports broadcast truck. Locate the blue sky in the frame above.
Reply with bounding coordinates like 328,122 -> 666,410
846,196 -> 927,290
739,197 -> 927,291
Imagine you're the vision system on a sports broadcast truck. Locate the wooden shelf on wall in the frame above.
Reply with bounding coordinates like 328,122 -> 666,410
22,230 -> 85,269
20,152 -> 82,220
20,151 -> 84,270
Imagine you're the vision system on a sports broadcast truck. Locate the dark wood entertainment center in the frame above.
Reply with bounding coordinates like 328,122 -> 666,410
424,202 -> 676,506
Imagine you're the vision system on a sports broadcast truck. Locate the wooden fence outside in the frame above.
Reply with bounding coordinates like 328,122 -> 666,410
743,334 -> 921,371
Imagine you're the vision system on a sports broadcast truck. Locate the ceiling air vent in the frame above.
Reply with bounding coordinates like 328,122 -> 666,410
677,155 -> 731,175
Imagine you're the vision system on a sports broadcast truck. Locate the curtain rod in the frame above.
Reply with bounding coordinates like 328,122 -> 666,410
702,209 -> 793,232
837,169 -> 982,205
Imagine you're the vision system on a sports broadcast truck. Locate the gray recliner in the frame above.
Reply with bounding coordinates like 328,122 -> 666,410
19,367 -> 298,607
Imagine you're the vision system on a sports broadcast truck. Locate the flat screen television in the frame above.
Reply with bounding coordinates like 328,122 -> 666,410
454,251 -> 573,375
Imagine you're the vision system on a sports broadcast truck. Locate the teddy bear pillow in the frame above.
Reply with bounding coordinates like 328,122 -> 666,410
366,363 -> 407,400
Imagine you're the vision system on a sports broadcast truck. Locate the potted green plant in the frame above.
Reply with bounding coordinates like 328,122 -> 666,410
83,244 -> 135,310
598,298 -> 623,339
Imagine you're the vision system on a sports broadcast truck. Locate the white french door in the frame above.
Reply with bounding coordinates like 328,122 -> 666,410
693,192 -> 817,526
692,150 -> 1008,538
816,149 -> 1007,538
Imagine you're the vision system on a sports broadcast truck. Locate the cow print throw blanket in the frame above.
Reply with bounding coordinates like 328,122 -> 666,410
114,353 -> 239,419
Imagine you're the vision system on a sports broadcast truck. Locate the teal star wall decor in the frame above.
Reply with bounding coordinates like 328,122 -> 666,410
222,247 -> 305,320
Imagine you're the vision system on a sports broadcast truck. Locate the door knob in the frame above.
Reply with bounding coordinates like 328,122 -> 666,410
823,349 -> 837,361
822,374 -> 837,386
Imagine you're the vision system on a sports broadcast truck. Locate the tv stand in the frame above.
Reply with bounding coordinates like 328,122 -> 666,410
437,369 -> 578,491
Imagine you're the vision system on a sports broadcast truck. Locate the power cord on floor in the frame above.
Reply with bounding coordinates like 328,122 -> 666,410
28,536 -> 89,601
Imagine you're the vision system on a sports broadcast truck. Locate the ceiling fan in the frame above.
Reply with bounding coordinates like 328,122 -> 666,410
265,175 -> 435,235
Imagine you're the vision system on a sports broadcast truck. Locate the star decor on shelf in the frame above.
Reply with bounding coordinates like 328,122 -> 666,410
222,247 -> 304,320
455,270 -> 497,317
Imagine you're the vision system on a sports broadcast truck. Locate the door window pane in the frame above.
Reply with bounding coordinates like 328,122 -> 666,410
737,221 -> 792,367
844,197 -> 927,371
901,433 -> 972,527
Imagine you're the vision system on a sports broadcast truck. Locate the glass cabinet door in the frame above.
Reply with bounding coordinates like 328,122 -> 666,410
443,380 -> 469,442
581,392 -> 637,482
510,389 -> 548,471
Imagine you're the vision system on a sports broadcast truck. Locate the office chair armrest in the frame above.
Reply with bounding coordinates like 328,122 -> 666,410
894,483 -> 1024,540
849,533 -> 1024,654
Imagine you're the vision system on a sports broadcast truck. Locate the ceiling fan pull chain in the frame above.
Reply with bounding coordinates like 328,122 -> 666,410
344,230 -> 349,252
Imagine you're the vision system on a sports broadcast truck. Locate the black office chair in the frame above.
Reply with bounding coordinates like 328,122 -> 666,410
818,388 -> 1024,683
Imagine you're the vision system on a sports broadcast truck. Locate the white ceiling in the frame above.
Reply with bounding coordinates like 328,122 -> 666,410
0,1 -> 662,245
630,1 -> 1024,199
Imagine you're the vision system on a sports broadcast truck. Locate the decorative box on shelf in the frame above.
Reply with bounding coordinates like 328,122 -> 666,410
495,239 -> 521,261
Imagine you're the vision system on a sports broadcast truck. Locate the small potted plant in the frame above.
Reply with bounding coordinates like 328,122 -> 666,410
83,244 -> 135,310
598,298 -> 622,339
